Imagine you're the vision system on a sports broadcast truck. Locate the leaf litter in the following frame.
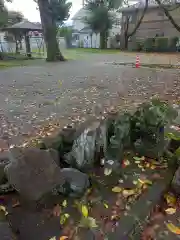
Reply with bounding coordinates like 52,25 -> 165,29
54,154 -> 169,239
0,65 -> 179,239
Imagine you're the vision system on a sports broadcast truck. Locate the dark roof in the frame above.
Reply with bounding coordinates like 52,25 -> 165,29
120,0 -> 179,12
2,20 -> 42,31
79,26 -> 92,34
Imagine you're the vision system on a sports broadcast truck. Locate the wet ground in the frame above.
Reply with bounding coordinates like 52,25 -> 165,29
1,155 -> 170,240
0,51 -> 180,240
0,51 -> 179,147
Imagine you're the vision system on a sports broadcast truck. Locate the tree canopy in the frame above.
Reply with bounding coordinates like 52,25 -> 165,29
35,0 -> 72,25
50,0 -> 72,25
85,0 -> 123,48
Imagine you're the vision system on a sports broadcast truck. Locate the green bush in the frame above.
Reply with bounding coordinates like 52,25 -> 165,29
143,38 -> 155,52
131,41 -> 144,51
154,37 -> 169,52
168,36 -> 179,52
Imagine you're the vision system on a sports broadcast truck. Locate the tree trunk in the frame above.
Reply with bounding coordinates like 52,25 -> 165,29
25,34 -> 32,57
37,0 -> 65,62
15,41 -> 19,54
100,31 -> 107,49
19,40 -> 22,50
124,35 -> 128,50
90,33 -> 92,48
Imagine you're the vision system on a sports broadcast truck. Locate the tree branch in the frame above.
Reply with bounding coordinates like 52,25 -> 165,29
155,0 -> 180,32
127,0 -> 148,38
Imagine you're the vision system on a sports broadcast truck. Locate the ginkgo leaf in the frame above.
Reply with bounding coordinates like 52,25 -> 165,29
104,168 -> 112,176
133,156 -> 145,161
49,237 -> 56,240
123,159 -> 130,166
0,205 -> 8,216
62,200 -> 67,207
133,180 -> 138,185
122,189 -> 136,197
166,222 -> 180,234
87,217 -> 98,228
138,179 -> 152,185
103,203 -> 109,209
135,160 -> 140,164
150,165 -> 156,170
165,208 -> 176,215
60,213 -> 70,225
164,193 -> 176,206
112,186 -> 122,193
81,205 -> 88,218
59,236 -> 68,240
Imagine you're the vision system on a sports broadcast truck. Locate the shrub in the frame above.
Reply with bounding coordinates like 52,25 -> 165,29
131,99 -> 178,159
143,38 -> 155,52
154,37 -> 169,52
168,36 -> 179,52
131,41 -> 144,51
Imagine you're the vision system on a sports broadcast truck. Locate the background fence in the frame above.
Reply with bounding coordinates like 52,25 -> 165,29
0,36 -> 66,58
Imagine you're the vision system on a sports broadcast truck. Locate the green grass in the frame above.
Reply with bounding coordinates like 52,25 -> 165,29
0,60 -> 27,69
0,58 -> 45,69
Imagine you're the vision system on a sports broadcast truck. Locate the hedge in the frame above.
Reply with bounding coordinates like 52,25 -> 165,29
155,37 -> 168,52
134,36 -> 179,52
142,38 -> 155,52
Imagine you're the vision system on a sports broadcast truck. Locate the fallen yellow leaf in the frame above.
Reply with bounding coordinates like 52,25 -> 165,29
59,236 -> 68,240
150,165 -> 156,170
62,200 -> 67,207
123,160 -> 130,166
112,186 -> 122,193
165,208 -> 176,215
122,189 -> 136,197
0,205 -> 8,216
133,180 -> 138,185
103,203 -> 109,209
60,213 -> 70,225
145,163 -> 150,168
166,223 -> 180,234
164,193 -> 176,206
138,179 -> 152,185
81,205 -> 88,218
104,168 -> 112,176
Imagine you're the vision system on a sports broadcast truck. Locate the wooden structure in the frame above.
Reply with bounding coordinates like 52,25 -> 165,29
2,20 -> 42,57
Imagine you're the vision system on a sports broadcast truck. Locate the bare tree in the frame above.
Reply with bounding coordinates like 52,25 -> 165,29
155,0 -> 180,32
121,0 -> 148,49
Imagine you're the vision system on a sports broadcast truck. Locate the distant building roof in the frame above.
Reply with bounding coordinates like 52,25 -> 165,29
79,26 -> 92,34
2,20 -> 42,31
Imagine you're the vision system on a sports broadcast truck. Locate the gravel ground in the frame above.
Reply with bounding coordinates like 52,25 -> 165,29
0,53 -> 179,146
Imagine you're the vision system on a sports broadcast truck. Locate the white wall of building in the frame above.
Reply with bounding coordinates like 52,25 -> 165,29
79,33 -> 100,48
71,8 -> 121,48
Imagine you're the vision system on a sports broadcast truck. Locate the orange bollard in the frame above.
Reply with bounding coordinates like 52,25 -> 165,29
135,55 -> 140,68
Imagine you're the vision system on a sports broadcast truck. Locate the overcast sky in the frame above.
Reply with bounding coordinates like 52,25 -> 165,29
6,0 -> 82,22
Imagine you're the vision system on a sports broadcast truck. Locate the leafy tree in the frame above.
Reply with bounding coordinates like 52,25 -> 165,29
7,10 -> 23,25
50,0 -> 72,25
0,0 -> 10,27
155,0 -> 180,32
58,25 -> 73,47
85,0 -> 123,49
120,0 -> 148,49
36,0 -> 72,61
6,11 -> 24,52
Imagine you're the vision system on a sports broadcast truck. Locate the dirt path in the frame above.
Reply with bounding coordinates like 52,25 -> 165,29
0,54 -> 179,146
